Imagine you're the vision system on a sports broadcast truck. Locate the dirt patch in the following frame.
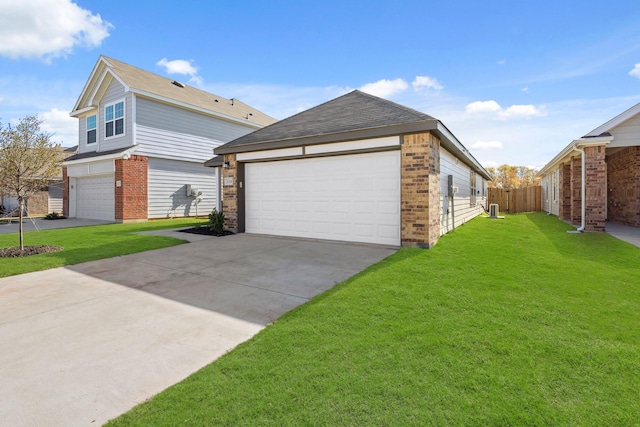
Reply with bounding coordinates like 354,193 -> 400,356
0,245 -> 63,258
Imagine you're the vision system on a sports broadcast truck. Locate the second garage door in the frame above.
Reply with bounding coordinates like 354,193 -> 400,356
75,175 -> 115,221
245,151 -> 400,246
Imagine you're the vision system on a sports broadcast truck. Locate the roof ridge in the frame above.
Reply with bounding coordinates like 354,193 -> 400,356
353,89 -> 435,120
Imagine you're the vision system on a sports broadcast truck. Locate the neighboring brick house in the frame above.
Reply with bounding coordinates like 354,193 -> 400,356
539,102 -> 640,231
206,90 -> 491,247
63,56 -> 276,222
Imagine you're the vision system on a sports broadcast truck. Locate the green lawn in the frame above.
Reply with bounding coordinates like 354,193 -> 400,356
104,213 -> 637,425
0,218 -> 205,278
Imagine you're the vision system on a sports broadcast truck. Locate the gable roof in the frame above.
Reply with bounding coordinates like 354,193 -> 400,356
216,90 -> 436,151
585,101 -> 640,137
70,56 -> 276,128
213,90 -> 491,180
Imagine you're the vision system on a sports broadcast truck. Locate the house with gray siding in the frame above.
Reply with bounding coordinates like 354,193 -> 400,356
208,90 -> 490,247
63,56 -> 275,222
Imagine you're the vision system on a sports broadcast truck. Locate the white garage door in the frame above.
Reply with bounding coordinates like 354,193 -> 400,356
75,175 -> 115,221
245,151 -> 400,246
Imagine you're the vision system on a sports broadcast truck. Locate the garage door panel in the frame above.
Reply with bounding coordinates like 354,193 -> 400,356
75,175 -> 114,221
246,151 -> 400,246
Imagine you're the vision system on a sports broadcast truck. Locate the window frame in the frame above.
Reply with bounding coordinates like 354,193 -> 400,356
86,114 -> 97,145
470,171 -> 477,206
104,100 -> 125,139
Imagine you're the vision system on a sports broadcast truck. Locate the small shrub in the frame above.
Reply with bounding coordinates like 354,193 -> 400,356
208,209 -> 225,234
44,212 -> 65,220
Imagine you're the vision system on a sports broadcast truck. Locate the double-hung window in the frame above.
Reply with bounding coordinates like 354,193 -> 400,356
86,115 -> 97,144
105,101 -> 124,138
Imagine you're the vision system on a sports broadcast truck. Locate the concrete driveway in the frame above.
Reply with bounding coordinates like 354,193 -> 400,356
0,233 -> 396,426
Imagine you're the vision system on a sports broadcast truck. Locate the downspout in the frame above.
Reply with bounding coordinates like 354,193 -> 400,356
571,145 -> 586,232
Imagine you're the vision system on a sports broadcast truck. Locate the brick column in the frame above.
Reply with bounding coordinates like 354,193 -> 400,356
401,131 -> 440,248
570,155 -> 582,226
584,145 -> 606,232
558,163 -> 571,221
115,155 -> 148,222
62,166 -> 69,217
222,154 -> 239,231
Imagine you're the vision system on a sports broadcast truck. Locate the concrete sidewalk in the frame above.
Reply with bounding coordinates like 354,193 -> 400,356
0,234 -> 396,426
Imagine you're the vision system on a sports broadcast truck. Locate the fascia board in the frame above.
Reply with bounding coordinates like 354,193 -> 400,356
537,136 -> 614,176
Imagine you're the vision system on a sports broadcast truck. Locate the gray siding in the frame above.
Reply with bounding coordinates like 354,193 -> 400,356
48,182 -> 63,213
147,158 -> 219,219
541,167 -> 560,215
98,79 -> 133,151
135,97 -> 254,161
440,148 -> 486,235
610,113 -> 640,148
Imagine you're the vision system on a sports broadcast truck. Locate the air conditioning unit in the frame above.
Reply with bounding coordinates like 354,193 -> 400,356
186,185 -> 202,198
489,203 -> 499,218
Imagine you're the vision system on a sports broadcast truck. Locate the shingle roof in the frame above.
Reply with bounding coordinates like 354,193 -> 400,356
64,146 -> 134,162
216,90 -> 436,150
72,56 -> 276,127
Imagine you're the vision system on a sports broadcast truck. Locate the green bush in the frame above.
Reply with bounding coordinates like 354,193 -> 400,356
208,209 -> 225,234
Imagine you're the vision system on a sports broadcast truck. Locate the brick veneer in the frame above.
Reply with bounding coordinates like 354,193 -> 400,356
559,163 -> 571,221
570,155 -> 582,226
607,146 -> 640,227
222,154 -> 239,231
222,132 -> 443,247
115,155 -> 148,222
584,145 -> 606,232
26,190 -> 48,215
401,132 -> 441,248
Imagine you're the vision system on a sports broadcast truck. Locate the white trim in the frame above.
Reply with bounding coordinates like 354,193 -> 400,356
236,147 -> 303,161
538,135 -> 614,176
62,146 -> 138,166
131,89 -> 263,129
70,106 -> 95,117
305,136 -> 399,155
132,94 -> 137,145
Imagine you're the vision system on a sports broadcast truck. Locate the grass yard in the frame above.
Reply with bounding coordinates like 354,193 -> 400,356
107,213 -> 640,426
0,218 -> 205,278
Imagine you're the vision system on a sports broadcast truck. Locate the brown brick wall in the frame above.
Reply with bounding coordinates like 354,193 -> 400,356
115,155 -> 148,221
584,145 -> 606,232
570,155 -> 582,226
401,131 -> 440,248
222,154 -> 238,231
607,146 -> 640,227
559,163 -> 571,221
62,167 -> 69,217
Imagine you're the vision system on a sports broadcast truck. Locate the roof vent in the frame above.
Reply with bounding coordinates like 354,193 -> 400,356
171,80 -> 185,88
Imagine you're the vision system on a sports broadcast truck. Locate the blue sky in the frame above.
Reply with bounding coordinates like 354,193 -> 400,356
1,0 -> 640,169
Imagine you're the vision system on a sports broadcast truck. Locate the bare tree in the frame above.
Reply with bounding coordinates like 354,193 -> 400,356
0,116 -> 62,250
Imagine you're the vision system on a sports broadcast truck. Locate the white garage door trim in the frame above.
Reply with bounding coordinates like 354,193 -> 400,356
245,151 -> 400,246
74,174 -> 115,221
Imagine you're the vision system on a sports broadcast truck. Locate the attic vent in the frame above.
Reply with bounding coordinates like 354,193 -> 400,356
171,80 -> 185,88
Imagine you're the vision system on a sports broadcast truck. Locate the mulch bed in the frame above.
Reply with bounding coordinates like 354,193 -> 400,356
0,245 -> 63,258
178,226 -> 234,237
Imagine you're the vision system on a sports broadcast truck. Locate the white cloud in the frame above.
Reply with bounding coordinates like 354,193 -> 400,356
470,140 -> 503,150
498,104 -> 546,120
412,75 -> 443,91
630,64 -> 640,78
521,87 -> 529,93
40,107 -> 77,146
497,59 -> 506,65
359,78 -> 408,98
465,100 -> 502,114
157,58 -> 203,86
0,0 -> 112,61
465,100 -> 546,120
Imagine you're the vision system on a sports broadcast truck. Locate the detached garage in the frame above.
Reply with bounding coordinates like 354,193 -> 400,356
210,90 -> 490,248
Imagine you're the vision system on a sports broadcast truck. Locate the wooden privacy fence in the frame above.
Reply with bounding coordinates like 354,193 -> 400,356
488,186 -> 542,213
